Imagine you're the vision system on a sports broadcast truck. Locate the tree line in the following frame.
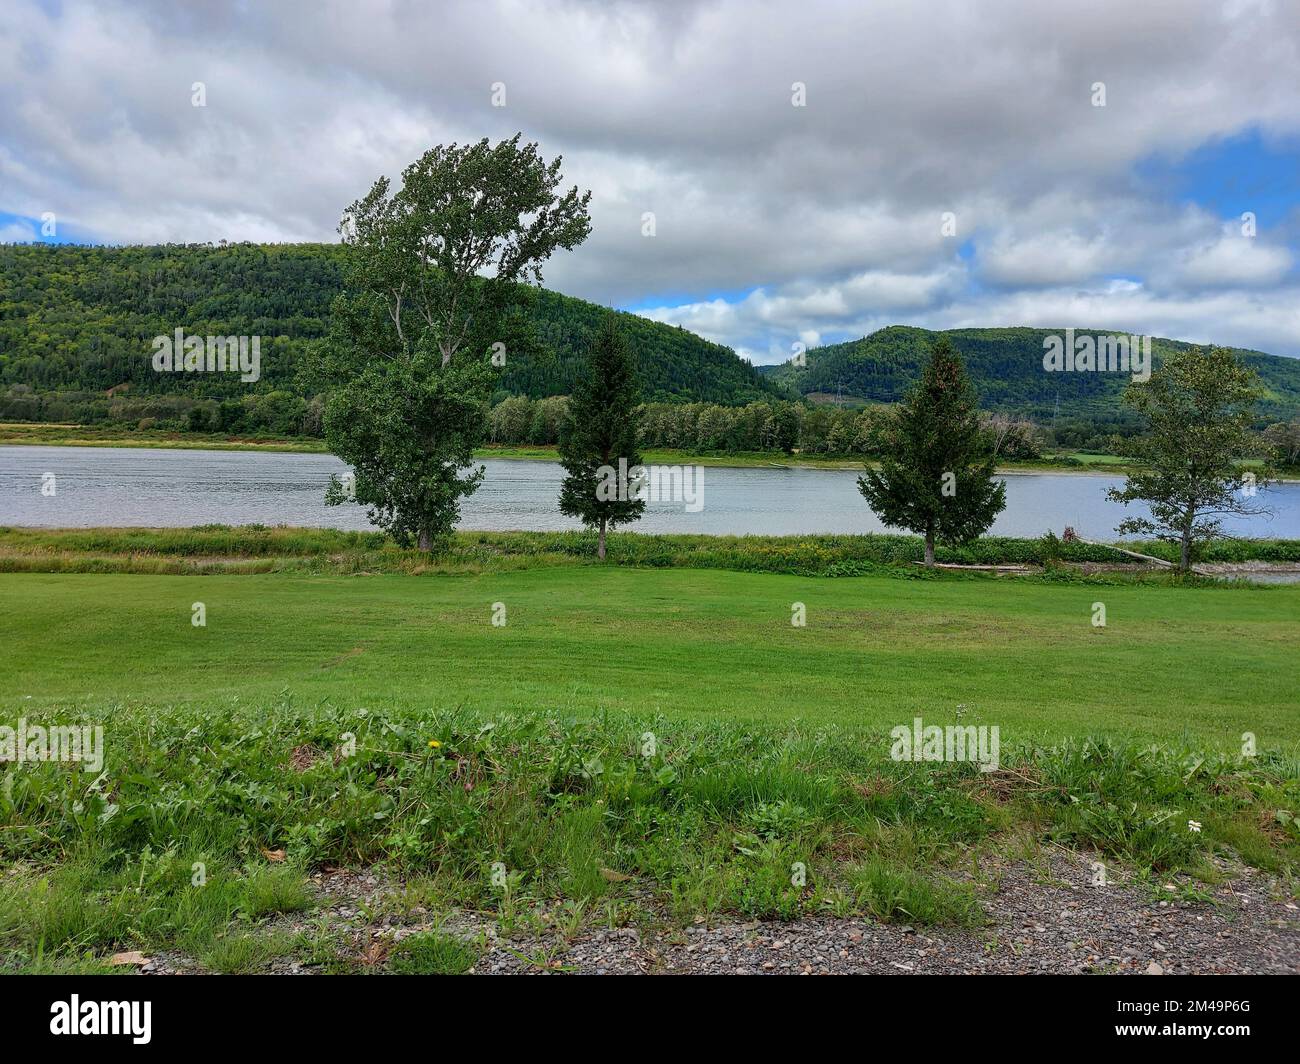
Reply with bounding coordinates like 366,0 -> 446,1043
490,392 -> 1045,460
11,374 -> 1292,479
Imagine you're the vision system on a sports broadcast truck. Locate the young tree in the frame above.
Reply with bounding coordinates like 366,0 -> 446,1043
558,318 -> 645,560
308,136 -> 592,550
857,337 -> 1006,565
1107,346 -> 1268,572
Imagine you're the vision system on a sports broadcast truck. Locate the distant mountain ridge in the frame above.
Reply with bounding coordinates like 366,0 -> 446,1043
4,244 -> 1299,425
0,242 -> 780,406
760,325 -> 1300,422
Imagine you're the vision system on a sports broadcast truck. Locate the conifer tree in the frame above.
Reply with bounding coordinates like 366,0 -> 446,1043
558,318 -> 645,559
858,337 -> 1006,565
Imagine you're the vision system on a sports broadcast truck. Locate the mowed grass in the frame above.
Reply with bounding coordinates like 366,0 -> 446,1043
2,567 -> 1296,746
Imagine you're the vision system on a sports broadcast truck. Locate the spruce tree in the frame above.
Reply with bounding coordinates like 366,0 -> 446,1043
558,318 -> 645,559
857,337 -> 1006,565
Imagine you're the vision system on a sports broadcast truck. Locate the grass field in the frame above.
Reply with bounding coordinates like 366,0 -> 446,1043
2,540 -> 1298,974
2,566 -> 1296,746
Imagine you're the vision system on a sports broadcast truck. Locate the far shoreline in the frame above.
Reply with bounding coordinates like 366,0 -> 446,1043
0,424 -> 1136,477
2,424 -> 1293,481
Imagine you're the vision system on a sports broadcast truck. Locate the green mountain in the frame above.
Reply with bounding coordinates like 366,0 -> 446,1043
5,244 -> 1298,435
0,242 -> 779,406
761,325 -> 1300,423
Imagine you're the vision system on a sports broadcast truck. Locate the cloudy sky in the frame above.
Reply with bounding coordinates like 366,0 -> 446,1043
3,0 -> 1299,360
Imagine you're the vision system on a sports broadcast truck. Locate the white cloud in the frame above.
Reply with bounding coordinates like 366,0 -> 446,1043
1,0 -> 1298,354
1175,232 -> 1294,288
979,231 -> 1114,288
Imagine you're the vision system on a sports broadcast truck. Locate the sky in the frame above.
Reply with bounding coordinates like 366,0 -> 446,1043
2,0 -> 1299,361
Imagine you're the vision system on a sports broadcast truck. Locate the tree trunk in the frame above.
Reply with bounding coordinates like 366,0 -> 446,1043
924,527 -> 936,567
598,518 -> 607,561
1179,531 -> 1191,574
418,527 -> 433,552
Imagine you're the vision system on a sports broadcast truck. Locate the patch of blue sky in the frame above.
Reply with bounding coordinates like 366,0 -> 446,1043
1136,127 -> 1300,238
0,210 -> 99,245
618,285 -> 761,314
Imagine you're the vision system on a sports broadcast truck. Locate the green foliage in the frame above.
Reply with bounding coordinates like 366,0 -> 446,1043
485,396 -> 893,456
7,241 -> 1300,458
1108,347 -> 1269,571
2,701 -> 1294,971
1263,417 -> 1300,467
858,338 -> 1007,562
3,525 -> 1297,578
336,136 -> 590,360
558,318 -> 645,553
1036,739 -> 1228,870
0,241 -> 779,432
848,857 -> 984,926
308,136 -> 593,548
1039,529 -> 1064,564
387,931 -> 479,975
766,324 -> 1300,425
321,355 -> 492,549
503,287 -> 781,405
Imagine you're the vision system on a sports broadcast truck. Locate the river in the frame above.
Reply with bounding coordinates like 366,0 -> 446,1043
4,445 -> 1299,541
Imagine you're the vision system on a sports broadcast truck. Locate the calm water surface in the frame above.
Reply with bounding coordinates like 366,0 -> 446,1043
4,445 -> 1300,542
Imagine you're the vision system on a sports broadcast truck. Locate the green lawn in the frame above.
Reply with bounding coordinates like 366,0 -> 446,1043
3,567 -> 1295,747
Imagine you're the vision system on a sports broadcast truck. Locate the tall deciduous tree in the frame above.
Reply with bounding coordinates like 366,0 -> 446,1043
309,136 -> 591,550
857,338 -> 1006,565
1108,346 -> 1268,572
558,318 -> 645,560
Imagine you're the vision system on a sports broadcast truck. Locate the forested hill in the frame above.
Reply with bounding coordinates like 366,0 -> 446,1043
8,243 -> 1300,427
761,325 -> 1300,422
0,242 -> 779,405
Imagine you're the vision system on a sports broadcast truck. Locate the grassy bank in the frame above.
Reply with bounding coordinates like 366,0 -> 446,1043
3,525 -> 1299,578
0,422 -> 329,453
1,701 -> 1296,974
